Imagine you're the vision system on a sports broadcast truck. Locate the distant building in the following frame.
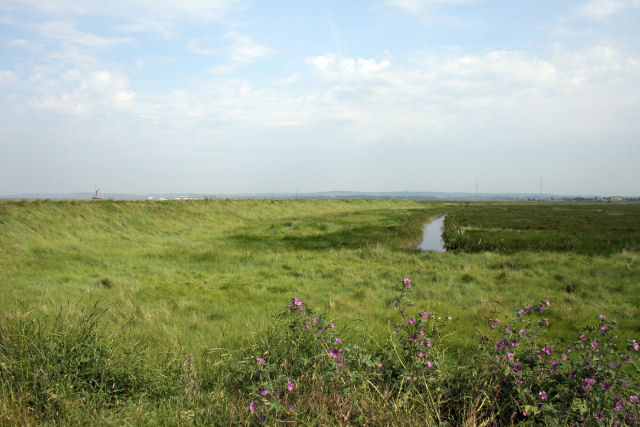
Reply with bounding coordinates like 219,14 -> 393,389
604,196 -> 623,202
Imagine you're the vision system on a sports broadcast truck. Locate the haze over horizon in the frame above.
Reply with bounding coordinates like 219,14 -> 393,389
1,1 -> 639,197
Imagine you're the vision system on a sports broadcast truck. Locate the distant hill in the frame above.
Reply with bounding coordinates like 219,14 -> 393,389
0,190 -> 618,201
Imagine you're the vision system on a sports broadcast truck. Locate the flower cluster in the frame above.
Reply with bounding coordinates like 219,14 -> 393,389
248,355 -> 297,422
245,296 -> 385,422
238,280 -> 638,424
488,304 -> 640,424
386,278 -> 449,386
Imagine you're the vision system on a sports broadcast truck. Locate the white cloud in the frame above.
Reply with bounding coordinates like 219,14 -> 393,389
0,0 -> 245,21
0,70 -> 18,86
306,53 -> 391,79
115,19 -> 176,39
189,33 -> 273,63
188,32 -> 274,74
33,21 -> 134,49
5,38 -> 29,47
225,33 -> 273,64
29,68 -> 135,115
574,0 -> 636,20
20,44 -> 638,140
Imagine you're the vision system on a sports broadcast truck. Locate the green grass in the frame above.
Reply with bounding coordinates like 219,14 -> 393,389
1,199 -> 639,424
443,202 -> 640,254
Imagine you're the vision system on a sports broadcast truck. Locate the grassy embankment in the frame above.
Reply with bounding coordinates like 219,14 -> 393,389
1,199 -> 639,424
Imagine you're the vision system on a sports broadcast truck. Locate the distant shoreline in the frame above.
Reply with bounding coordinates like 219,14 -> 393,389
1,191 -> 638,202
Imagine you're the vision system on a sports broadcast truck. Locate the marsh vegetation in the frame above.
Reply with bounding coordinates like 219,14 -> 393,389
0,199 -> 638,424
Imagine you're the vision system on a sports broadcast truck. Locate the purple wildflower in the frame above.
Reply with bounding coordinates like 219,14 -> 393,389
404,277 -> 411,285
287,381 -> 295,391
256,357 -> 266,364
249,402 -> 256,412
539,391 -> 547,400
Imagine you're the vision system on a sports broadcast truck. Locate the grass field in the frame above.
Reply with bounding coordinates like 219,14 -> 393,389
1,199 -> 639,425
443,202 -> 640,254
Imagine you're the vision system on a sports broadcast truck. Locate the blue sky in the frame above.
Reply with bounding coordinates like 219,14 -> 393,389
1,0 -> 639,196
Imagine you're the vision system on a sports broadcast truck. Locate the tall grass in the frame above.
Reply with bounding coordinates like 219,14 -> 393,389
0,305 -> 183,424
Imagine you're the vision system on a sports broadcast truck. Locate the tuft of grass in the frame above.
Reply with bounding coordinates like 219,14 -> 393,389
0,306 -> 182,424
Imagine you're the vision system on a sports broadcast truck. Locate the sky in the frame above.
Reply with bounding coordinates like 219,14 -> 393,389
1,0 -> 639,196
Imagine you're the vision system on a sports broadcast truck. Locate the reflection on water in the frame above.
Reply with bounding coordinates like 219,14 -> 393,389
417,215 -> 446,252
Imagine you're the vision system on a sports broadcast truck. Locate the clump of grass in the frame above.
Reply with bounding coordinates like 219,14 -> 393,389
98,277 -> 113,288
0,307 -> 182,424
